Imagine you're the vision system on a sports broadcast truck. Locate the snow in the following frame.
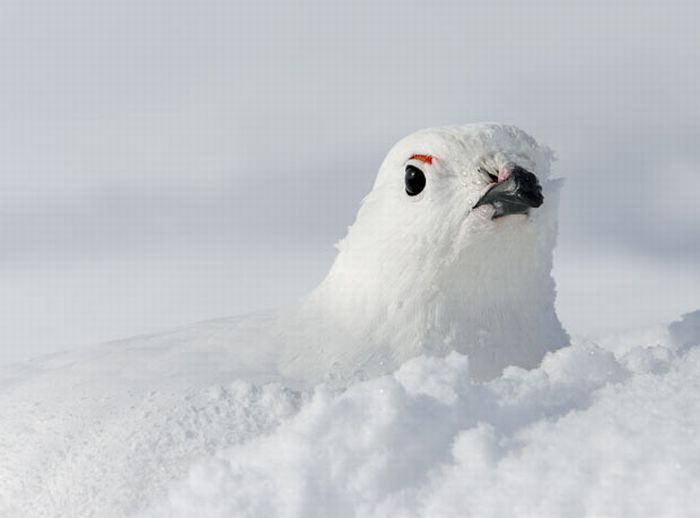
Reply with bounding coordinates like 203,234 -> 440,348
2,313 -> 699,517
1,124 -> 699,517
139,311 -> 700,518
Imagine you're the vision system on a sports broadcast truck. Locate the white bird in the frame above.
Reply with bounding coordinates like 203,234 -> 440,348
0,123 -> 569,516
280,123 -> 569,383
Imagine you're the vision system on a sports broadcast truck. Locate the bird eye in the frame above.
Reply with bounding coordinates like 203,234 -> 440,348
405,165 -> 426,196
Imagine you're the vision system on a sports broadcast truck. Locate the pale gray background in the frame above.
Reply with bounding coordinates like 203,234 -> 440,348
2,0 -> 699,364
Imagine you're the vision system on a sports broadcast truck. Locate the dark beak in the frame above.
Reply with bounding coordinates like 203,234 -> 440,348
473,166 -> 544,219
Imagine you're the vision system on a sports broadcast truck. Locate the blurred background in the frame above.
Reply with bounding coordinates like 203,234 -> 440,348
1,0 -> 699,364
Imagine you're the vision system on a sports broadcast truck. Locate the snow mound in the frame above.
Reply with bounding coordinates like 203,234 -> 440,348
669,309 -> 700,352
144,315 -> 700,518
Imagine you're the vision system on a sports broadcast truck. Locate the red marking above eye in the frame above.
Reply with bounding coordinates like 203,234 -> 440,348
409,154 -> 434,165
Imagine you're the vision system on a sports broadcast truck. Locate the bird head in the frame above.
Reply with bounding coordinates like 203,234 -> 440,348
336,123 -> 558,270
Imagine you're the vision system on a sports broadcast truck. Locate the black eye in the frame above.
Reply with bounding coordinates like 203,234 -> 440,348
405,165 -> 426,196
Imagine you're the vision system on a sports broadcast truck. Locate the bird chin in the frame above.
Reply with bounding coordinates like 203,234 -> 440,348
470,205 -> 497,220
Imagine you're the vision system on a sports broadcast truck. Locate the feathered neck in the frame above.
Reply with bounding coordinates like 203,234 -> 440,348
284,182 -> 568,383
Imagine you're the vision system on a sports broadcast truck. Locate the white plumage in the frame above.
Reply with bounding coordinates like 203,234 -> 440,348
281,123 -> 568,382
0,123 -> 569,515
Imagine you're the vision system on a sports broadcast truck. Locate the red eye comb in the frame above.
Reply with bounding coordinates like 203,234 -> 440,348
409,154 -> 433,165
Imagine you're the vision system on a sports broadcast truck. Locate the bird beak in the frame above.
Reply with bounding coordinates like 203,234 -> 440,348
473,165 -> 544,219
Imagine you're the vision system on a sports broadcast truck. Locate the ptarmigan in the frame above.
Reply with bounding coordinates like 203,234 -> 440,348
0,123 -> 569,516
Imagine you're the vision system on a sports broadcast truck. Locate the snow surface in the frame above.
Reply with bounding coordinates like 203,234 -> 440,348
139,311 -> 700,518
2,312 -> 699,517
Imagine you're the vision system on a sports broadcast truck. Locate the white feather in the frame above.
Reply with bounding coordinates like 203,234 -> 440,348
0,123 -> 569,515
